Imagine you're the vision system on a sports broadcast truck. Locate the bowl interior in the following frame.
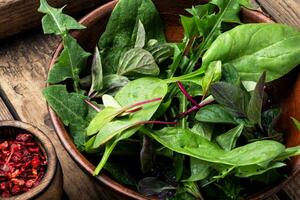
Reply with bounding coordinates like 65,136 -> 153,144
50,0 -> 300,199
0,121 -> 57,200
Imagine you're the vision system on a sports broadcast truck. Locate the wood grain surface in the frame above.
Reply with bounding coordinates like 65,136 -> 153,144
0,0 -> 106,39
0,0 -> 299,199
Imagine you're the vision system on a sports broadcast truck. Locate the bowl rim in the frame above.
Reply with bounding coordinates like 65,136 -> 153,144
47,1 -> 300,199
0,120 -> 57,200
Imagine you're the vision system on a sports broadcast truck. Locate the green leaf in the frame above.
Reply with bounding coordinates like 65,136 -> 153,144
216,123 -> 244,151
104,161 -> 137,186
102,94 -> 121,109
146,127 -> 285,166
247,72 -> 266,126
190,122 -> 214,141
183,158 -> 211,182
117,48 -> 159,76
196,104 -> 238,124
89,47 -> 103,95
135,20 -> 146,48
262,108 -> 281,136
48,35 -> 91,89
292,117 -> 300,131
221,64 -> 241,86
146,40 -> 174,64
43,85 -> 89,149
202,23 -> 300,82
38,0 -> 85,35
202,61 -> 222,96
98,74 -> 129,96
98,0 -> 165,74
235,162 -> 286,178
137,177 -> 176,196
210,82 -> 249,117
275,146 -> 300,161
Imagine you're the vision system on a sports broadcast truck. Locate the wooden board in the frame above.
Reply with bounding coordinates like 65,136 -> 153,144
0,0 -> 106,39
256,0 -> 300,29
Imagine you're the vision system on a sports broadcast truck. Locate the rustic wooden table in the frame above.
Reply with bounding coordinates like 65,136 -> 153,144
0,0 -> 299,199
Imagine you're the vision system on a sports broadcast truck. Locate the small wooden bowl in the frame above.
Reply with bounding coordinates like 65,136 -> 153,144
48,0 -> 300,199
0,120 -> 63,200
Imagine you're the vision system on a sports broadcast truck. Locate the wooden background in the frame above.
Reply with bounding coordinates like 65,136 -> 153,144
0,0 -> 299,199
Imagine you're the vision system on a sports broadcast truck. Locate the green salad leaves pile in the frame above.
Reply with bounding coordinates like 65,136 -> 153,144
40,0 -> 300,199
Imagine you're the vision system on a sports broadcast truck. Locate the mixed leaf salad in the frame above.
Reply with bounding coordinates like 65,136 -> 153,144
39,0 -> 300,199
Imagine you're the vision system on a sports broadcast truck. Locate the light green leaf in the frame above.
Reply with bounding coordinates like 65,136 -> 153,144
202,60 -> 222,96
102,94 -> 121,109
117,48 -> 160,76
203,23 -> 300,82
216,123 -> 244,151
292,117 -> 300,131
182,158 -> 211,182
89,47 -> 103,95
235,162 -> 286,178
38,0 -> 85,35
196,104 -> 237,124
135,20 -> 146,48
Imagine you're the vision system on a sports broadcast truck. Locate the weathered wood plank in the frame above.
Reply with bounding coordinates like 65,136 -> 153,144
0,32 -> 114,199
0,97 -> 14,120
0,0 -> 106,39
284,176 -> 300,200
256,0 -> 300,29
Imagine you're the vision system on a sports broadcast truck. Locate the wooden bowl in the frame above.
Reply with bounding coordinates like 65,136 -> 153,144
48,0 -> 300,199
0,120 -> 63,200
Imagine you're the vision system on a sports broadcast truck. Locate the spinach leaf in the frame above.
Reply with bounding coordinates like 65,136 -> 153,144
191,122 -> 214,141
38,0 -> 85,35
104,161 -> 137,186
247,72 -> 266,126
216,123 -> 244,151
146,40 -> 174,65
202,61 -> 222,97
43,85 -> 89,149
235,162 -> 286,178
221,64 -> 241,86
146,127 -> 285,166
97,74 -> 129,96
210,82 -> 249,117
47,35 -> 91,91
89,47 -> 103,95
183,158 -> 211,182
196,104 -> 237,124
202,23 -> 300,82
98,0 -> 165,74
117,48 -> 159,76
262,108 -> 281,136
135,20 -> 146,48
292,117 -> 300,131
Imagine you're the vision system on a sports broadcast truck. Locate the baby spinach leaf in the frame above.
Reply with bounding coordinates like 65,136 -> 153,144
183,158 -> 211,182
292,117 -> 300,131
43,85 -> 89,149
221,64 -> 241,86
97,74 -> 129,96
89,47 -> 103,95
275,146 -> 300,161
247,72 -> 266,126
196,104 -> 237,124
117,48 -> 159,76
38,0 -> 85,35
104,161 -> 137,186
202,61 -> 222,97
211,82 -> 249,117
191,122 -> 214,141
98,0 -> 165,74
146,127 -> 285,166
146,40 -> 174,64
202,23 -> 300,82
135,20 -> 146,48
235,162 -> 286,178
48,35 -> 91,91
216,123 -> 244,151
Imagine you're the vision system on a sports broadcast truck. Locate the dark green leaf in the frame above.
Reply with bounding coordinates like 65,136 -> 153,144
117,48 -> 159,76
47,35 -> 91,88
135,20 -> 146,48
89,47 -> 103,95
104,161 -> 137,186
202,24 -> 300,82
216,123 -> 244,151
247,72 -> 266,126
140,135 -> 154,173
38,0 -> 85,35
221,64 -> 241,86
211,82 -> 249,117
146,40 -> 174,64
183,158 -> 211,182
98,0 -> 165,74
262,108 -> 281,136
137,177 -> 176,196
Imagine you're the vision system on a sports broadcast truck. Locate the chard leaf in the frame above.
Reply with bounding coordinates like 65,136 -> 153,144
216,123 -> 244,151
247,72 -> 266,126
202,23 -> 300,82
196,104 -> 237,124
89,47 -> 103,95
43,85 -> 89,149
202,61 -> 222,96
117,48 -> 159,76
146,127 -> 285,166
47,35 -> 91,89
135,20 -> 146,48
98,0 -> 165,74
210,82 -> 249,117
93,78 -> 168,175
38,0 -> 85,35
292,117 -> 300,131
